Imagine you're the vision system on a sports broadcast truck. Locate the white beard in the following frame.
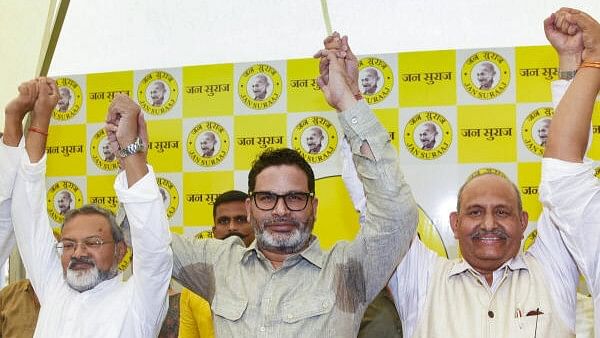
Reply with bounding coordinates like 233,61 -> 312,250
65,259 -> 119,292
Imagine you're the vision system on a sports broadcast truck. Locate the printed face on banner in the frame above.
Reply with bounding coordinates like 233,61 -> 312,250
137,70 -> 179,115
459,49 -> 513,103
147,80 -> 170,107
57,87 -> 73,112
291,116 -> 338,165
237,64 -> 283,111
358,57 -> 394,106
53,77 -> 84,122
46,180 -> 85,225
196,131 -> 219,157
403,111 -> 453,161
360,67 -> 381,95
520,107 -> 553,157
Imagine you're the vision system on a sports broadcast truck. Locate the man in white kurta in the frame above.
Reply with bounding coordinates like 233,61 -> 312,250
5,78 -> 172,337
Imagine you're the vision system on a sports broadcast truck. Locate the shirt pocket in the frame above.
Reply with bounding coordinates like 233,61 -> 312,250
282,291 -> 335,323
211,293 -> 248,321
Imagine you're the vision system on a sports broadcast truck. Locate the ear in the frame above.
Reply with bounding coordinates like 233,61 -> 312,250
449,211 -> 459,239
519,211 -> 529,236
116,241 -> 127,262
311,196 -> 319,218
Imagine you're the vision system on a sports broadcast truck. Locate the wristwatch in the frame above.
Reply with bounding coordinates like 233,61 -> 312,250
118,137 -> 145,158
559,70 -> 577,80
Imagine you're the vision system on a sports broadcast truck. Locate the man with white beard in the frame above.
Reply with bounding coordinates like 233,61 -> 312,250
3,77 -> 172,337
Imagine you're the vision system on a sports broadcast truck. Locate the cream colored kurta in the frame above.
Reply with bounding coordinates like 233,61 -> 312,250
412,254 -> 572,338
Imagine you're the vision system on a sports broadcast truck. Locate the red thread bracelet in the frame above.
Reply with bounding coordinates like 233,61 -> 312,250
29,126 -> 48,136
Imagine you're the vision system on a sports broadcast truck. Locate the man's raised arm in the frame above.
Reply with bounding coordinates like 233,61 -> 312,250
316,38 -> 418,304
106,94 -> 173,334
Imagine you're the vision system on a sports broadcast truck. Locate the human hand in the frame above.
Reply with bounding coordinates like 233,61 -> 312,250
544,12 -> 583,70
314,32 -> 360,103
30,78 -> 59,131
105,94 -> 148,168
5,79 -> 39,124
554,8 -> 600,62
316,50 -> 356,111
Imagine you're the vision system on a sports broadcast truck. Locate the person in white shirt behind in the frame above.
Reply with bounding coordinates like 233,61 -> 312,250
5,78 -> 172,337
541,7 -> 600,338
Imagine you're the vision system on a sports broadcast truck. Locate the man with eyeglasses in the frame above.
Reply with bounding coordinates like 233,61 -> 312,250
2,78 -> 172,337
169,36 -> 417,336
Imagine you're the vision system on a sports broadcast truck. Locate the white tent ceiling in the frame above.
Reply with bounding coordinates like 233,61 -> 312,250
48,0 -> 600,76
2,0 -> 600,128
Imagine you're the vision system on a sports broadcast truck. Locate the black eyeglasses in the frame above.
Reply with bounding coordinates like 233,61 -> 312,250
250,191 -> 314,211
55,236 -> 115,256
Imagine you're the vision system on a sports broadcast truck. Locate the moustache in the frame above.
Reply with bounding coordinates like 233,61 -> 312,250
68,257 -> 95,269
470,228 -> 508,240
263,217 -> 302,228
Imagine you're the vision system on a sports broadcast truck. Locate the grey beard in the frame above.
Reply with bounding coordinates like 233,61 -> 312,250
254,217 -> 313,254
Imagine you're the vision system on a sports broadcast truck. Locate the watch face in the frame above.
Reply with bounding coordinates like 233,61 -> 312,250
118,138 -> 144,157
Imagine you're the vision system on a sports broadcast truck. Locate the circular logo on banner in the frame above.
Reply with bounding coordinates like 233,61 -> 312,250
137,71 -> 179,115
238,64 -> 282,110
53,77 -> 83,120
157,177 -> 179,219
47,181 -> 84,223
522,107 -> 553,156
404,111 -> 452,160
187,121 -> 230,167
90,128 -> 119,171
292,116 -> 338,163
358,57 -> 394,104
461,51 -> 510,100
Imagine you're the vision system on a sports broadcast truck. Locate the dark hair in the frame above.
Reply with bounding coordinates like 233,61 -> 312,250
248,148 -> 315,194
456,173 -> 522,213
213,190 -> 249,218
62,204 -> 124,243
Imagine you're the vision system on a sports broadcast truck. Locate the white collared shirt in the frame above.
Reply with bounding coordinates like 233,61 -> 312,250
7,147 -> 173,338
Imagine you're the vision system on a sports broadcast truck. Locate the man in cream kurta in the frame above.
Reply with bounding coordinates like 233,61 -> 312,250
341,14 -> 583,338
